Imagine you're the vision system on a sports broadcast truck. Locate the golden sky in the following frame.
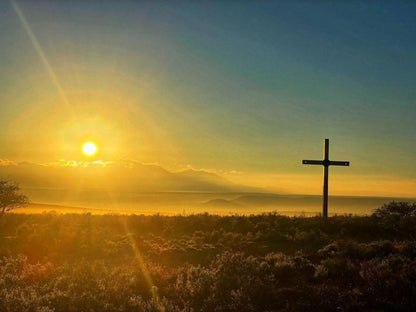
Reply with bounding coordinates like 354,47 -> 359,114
1,1 -> 415,197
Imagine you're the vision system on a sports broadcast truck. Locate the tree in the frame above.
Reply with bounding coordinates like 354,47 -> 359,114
0,180 -> 29,215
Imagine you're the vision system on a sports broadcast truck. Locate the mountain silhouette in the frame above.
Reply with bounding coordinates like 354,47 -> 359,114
0,160 -> 259,193
202,198 -> 243,208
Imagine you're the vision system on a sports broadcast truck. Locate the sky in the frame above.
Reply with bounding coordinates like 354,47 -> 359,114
0,1 -> 415,197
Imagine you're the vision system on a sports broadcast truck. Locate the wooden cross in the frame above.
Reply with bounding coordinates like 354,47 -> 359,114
302,139 -> 349,219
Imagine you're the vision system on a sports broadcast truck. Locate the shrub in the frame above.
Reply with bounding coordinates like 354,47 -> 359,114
373,201 -> 416,218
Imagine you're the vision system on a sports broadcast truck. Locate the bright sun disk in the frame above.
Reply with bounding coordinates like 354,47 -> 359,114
82,142 -> 97,156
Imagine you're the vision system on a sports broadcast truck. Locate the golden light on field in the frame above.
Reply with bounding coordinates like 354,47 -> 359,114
82,142 -> 97,156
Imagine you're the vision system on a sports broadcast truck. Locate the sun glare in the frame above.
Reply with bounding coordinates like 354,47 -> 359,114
82,142 -> 97,156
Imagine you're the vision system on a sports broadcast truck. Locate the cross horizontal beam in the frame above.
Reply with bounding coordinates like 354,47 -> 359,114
302,160 -> 323,165
302,160 -> 350,166
329,160 -> 349,166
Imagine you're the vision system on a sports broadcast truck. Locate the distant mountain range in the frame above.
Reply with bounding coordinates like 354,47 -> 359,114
202,198 -> 243,208
0,160 -> 259,193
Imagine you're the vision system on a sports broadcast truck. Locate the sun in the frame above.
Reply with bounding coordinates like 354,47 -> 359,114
82,142 -> 97,156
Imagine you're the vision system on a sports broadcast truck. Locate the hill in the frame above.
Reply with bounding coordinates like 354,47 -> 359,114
202,198 -> 243,208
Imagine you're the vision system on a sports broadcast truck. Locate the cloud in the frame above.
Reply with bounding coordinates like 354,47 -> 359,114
48,159 -> 114,168
0,159 -> 17,166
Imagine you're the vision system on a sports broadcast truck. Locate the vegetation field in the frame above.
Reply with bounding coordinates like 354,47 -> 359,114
1,202 -> 416,311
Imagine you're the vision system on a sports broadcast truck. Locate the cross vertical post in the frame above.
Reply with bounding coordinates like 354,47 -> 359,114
302,139 -> 350,219
323,139 -> 329,218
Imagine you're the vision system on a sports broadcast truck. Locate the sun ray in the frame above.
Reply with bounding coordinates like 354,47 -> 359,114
104,191 -> 164,310
10,0 -> 74,116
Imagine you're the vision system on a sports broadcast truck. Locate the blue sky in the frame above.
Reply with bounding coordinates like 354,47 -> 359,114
0,1 -> 415,195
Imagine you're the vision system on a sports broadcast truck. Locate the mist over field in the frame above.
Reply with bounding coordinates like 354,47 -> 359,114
18,188 -> 416,217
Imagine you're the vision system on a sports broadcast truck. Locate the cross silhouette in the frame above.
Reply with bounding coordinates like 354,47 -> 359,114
302,139 -> 350,219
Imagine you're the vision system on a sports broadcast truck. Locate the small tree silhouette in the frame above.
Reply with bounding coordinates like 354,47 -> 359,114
0,180 -> 29,215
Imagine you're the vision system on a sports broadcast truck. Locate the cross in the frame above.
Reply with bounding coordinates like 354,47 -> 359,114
302,139 -> 349,219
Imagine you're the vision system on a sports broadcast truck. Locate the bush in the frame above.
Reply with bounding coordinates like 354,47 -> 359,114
372,201 -> 416,218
